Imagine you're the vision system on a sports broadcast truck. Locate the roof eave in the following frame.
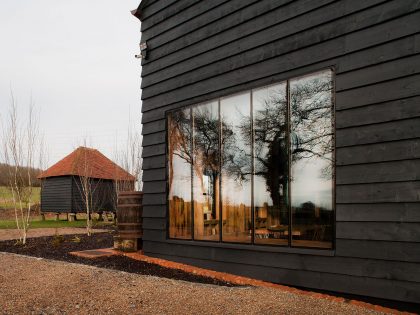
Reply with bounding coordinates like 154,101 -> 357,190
131,0 -> 150,21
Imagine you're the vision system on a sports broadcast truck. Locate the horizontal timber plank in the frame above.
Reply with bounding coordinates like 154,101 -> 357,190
142,143 -> 166,158
139,0 -> 178,24
336,203 -> 420,222
336,96 -> 420,129
142,193 -> 166,206
336,222 -> 420,242
142,229 -> 166,242
141,0 -> 199,31
336,239 -> 420,262
336,33 -> 420,73
142,119 -> 166,135
336,73 -> 420,110
142,155 -> 165,170
336,53 -> 420,91
142,168 -> 166,182
336,117 -> 420,147
336,159 -> 420,184
336,138 -> 420,165
336,181 -> 420,203
142,131 -> 165,146
142,180 -> 166,194
143,218 -> 166,230
142,205 -> 166,218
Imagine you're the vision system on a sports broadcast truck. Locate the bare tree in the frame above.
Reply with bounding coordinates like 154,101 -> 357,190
113,110 -> 142,194
72,143 -> 104,236
1,92 -> 44,244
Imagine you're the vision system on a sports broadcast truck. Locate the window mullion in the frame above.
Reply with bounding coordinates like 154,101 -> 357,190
250,91 -> 255,245
191,107 -> 195,241
218,99 -> 222,243
287,80 -> 292,248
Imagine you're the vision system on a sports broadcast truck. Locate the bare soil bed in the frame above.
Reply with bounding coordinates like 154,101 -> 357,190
0,232 -> 237,287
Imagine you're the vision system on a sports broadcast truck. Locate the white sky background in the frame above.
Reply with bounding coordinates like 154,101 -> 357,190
0,0 -> 142,166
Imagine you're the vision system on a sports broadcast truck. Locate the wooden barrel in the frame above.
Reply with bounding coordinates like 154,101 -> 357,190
116,191 -> 143,251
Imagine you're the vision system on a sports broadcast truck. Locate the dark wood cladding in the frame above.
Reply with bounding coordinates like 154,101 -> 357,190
71,177 -> 116,213
40,176 -> 117,213
139,0 -> 420,303
40,177 -> 72,212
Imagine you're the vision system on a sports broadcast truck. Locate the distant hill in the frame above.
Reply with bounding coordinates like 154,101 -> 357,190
0,163 -> 42,187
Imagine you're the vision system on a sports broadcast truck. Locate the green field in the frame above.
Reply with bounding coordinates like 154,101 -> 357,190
0,186 -> 41,209
0,186 -> 115,230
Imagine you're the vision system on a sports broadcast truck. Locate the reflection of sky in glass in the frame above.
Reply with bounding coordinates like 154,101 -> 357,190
169,109 -> 192,202
291,158 -> 332,209
171,156 -> 191,201
221,92 -> 252,206
290,70 -> 333,210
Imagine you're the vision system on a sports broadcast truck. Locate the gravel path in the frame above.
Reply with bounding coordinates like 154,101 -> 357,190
0,228 -> 108,241
0,252 -> 387,315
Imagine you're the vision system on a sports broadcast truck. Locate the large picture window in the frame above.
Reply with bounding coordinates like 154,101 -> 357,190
167,69 -> 334,249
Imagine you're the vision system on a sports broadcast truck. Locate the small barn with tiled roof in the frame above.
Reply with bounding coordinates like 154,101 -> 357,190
38,147 -> 135,214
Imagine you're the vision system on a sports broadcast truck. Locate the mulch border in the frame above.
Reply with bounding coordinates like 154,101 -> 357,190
69,248 -> 415,315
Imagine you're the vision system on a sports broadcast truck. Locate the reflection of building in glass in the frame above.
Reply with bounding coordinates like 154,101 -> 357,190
168,69 -> 333,248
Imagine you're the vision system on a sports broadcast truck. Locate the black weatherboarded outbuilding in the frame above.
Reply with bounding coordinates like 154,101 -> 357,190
38,147 -> 135,214
133,0 -> 420,303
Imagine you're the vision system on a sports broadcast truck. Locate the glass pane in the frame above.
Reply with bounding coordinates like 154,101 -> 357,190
168,109 -> 192,239
193,102 -> 220,241
253,83 -> 289,245
221,93 -> 252,243
290,69 -> 334,249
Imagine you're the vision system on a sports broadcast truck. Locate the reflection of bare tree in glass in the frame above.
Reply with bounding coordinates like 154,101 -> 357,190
250,93 -> 289,224
168,106 -> 237,219
237,75 -> 333,225
193,106 -> 219,218
168,73 -> 333,238
168,109 -> 192,196
290,75 -> 333,178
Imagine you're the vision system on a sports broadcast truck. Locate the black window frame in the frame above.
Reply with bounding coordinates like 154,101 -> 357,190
165,67 -> 336,250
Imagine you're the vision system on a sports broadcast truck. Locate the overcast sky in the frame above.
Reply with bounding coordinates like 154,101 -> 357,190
0,0 -> 142,166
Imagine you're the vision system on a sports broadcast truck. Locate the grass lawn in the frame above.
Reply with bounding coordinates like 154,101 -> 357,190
0,185 -> 115,230
0,217 -> 114,229
0,186 -> 41,209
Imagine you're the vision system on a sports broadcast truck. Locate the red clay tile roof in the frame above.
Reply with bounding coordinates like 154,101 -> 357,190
37,147 -> 136,181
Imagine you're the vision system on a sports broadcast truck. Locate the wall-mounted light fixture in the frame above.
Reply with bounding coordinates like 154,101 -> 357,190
135,41 -> 148,60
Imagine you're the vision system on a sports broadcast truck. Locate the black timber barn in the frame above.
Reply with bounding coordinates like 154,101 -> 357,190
133,0 -> 420,303
38,147 -> 135,213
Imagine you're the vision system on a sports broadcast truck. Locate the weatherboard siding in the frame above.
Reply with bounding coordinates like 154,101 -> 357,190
139,0 -> 420,302
40,176 -> 72,212
40,176 -> 117,213
71,178 -> 116,213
